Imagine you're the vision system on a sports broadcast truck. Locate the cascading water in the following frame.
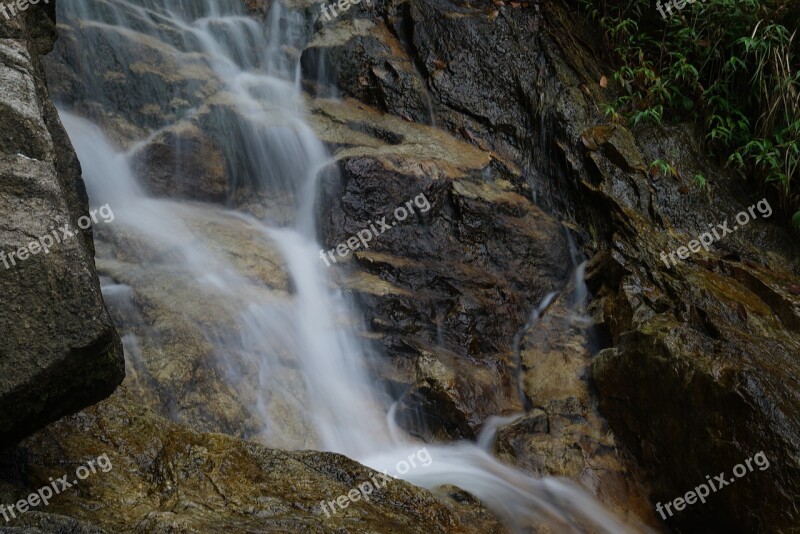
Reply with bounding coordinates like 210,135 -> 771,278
54,1 -> 640,531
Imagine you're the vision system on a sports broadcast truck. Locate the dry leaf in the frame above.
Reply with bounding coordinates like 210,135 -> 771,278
433,59 -> 447,70
735,303 -> 748,321
599,75 -> 608,88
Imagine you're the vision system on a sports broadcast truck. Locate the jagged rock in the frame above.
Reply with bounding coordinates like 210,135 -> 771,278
382,1 -> 800,531
590,251 -> 800,532
7,0 -> 796,532
302,11 -> 658,528
44,5 -> 221,132
302,18 -> 433,123
0,1 -> 124,447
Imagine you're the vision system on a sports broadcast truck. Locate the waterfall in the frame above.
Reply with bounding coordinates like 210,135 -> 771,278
54,1 -> 641,531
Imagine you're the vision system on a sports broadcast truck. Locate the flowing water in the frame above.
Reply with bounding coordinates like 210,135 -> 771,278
54,1 -> 638,531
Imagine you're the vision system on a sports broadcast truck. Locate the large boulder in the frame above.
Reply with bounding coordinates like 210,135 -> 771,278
0,1 -> 124,447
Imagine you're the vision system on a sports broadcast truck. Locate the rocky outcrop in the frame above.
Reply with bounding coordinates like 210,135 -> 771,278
0,388 -> 504,533
302,8 -> 660,529
0,0 -> 124,447
544,11 -> 800,533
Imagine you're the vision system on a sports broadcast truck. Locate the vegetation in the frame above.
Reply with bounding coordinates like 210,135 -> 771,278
581,0 -> 799,224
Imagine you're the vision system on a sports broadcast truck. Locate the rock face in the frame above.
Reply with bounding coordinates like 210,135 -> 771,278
304,0 -> 800,531
0,1 -> 124,447
92,203 -> 300,444
303,8 -> 661,529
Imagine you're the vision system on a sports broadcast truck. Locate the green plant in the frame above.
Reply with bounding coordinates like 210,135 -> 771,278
600,102 -> 623,123
630,105 -> 664,126
693,173 -> 709,191
650,159 -> 678,179
582,0 -> 799,222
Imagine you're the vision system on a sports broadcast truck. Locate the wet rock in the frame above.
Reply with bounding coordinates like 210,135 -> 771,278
394,350 -> 510,442
44,12 -> 220,132
493,295 -> 659,529
244,0 -> 273,18
0,389 -> 505,533
129,121 -> 230,202
466,3 -> 800,531
19,0 -> 798,531
92,204 -> 297,444
591,261 -> 800,532
0,4 -> 124,447
302,21 -> 657,527
311,97 -> 569,353
312,0 -> 800,530
302,18 -> 433,123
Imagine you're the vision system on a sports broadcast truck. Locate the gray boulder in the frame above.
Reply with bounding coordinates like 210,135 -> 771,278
0,2 -> 124,447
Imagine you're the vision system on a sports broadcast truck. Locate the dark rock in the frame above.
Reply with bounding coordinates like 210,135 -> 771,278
0,3 -> 124,447
302,18 -> 433,123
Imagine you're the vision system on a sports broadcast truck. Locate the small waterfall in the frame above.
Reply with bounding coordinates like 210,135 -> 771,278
512,225 -> 594,410
55,1 -> 639,531
512,290 -> 557,410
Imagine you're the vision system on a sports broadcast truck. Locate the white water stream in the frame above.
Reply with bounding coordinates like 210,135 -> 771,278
56,1 -> 639,531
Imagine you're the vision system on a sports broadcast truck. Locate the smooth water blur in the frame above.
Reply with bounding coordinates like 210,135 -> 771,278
57,1 -> 639,531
